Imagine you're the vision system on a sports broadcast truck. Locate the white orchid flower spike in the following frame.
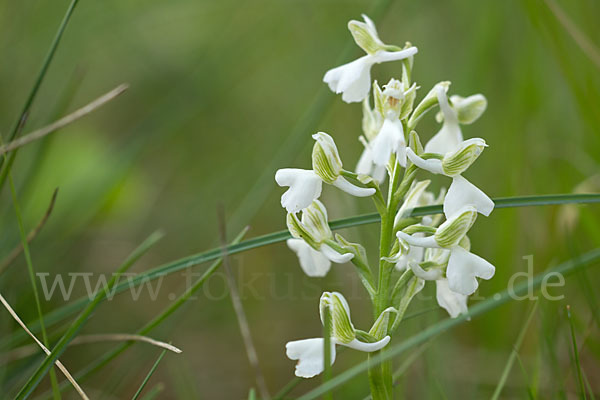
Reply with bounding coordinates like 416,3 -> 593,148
276,132 -> 375,213
397,206 -> 495,295
324,15 -> 417,103
406,138 -> 494,218
286,292 -> 390,378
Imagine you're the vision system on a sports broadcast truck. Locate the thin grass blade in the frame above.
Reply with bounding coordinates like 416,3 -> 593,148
130,349 -> 167,400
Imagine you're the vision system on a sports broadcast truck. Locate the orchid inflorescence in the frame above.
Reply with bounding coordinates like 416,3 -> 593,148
275,14 -> 495,390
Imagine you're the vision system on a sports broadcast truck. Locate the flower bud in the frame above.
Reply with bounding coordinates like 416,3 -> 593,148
441,138 -> 487,176
452,94 -> 487,124
312,132 -> 343,183
434,206 -> 477,248
348,15 -> 385,55
319,292 -> 356,344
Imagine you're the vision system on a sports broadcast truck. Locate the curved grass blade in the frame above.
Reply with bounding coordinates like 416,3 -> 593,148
131,349 -> 167,400
14,231 -> 163,399
5,193 -> 600,350
297,248 -> 600,400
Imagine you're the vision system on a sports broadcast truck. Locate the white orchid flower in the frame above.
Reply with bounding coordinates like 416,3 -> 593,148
397,206 -> 495,295
406,138 -> 494,218
424,87 -> 487,154
323,15 -> 418,103
286,200 -> 353,277
276,132 -> 375,213
370,117 -> 406,168
424,85 -> 464,154
275,168 -> 322,213
286,292 -> 390,378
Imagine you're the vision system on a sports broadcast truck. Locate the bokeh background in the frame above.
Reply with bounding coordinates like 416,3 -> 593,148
1,0 -> 600,398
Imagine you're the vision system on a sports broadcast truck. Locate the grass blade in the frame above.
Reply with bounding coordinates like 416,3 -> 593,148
7,172 -> 61,398
5,193 -> 600,351
0,188 -> 58,276
491,301 -> 538,400
0,84 -> 129,156
139,383 -> 164,400
130,349 -> 167,400
14,231 -> 163,399
566,305 -> 587,400
297,248 -> 600,400
217,208 -> 270,400
0,0 -> 80,189
0,294 -> 88,399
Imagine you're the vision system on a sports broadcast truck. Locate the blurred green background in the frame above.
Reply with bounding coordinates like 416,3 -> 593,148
1,0 -> 600,398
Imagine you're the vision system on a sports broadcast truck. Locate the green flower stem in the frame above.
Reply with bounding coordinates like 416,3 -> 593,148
368,352 -> 392,400
371,161 -> 411,400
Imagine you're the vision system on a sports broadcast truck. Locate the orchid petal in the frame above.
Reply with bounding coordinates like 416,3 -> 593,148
332,176 -> 375,197
320,244 -> 354,264
276,168 -> 323,213
445,175 -> 494,218
343,336 -> 390,352
436,278 -> 468,318
446,246 -> 495,295
286,239 -> 331,277
286,338 -> 336,378
406,148 -> 444,174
